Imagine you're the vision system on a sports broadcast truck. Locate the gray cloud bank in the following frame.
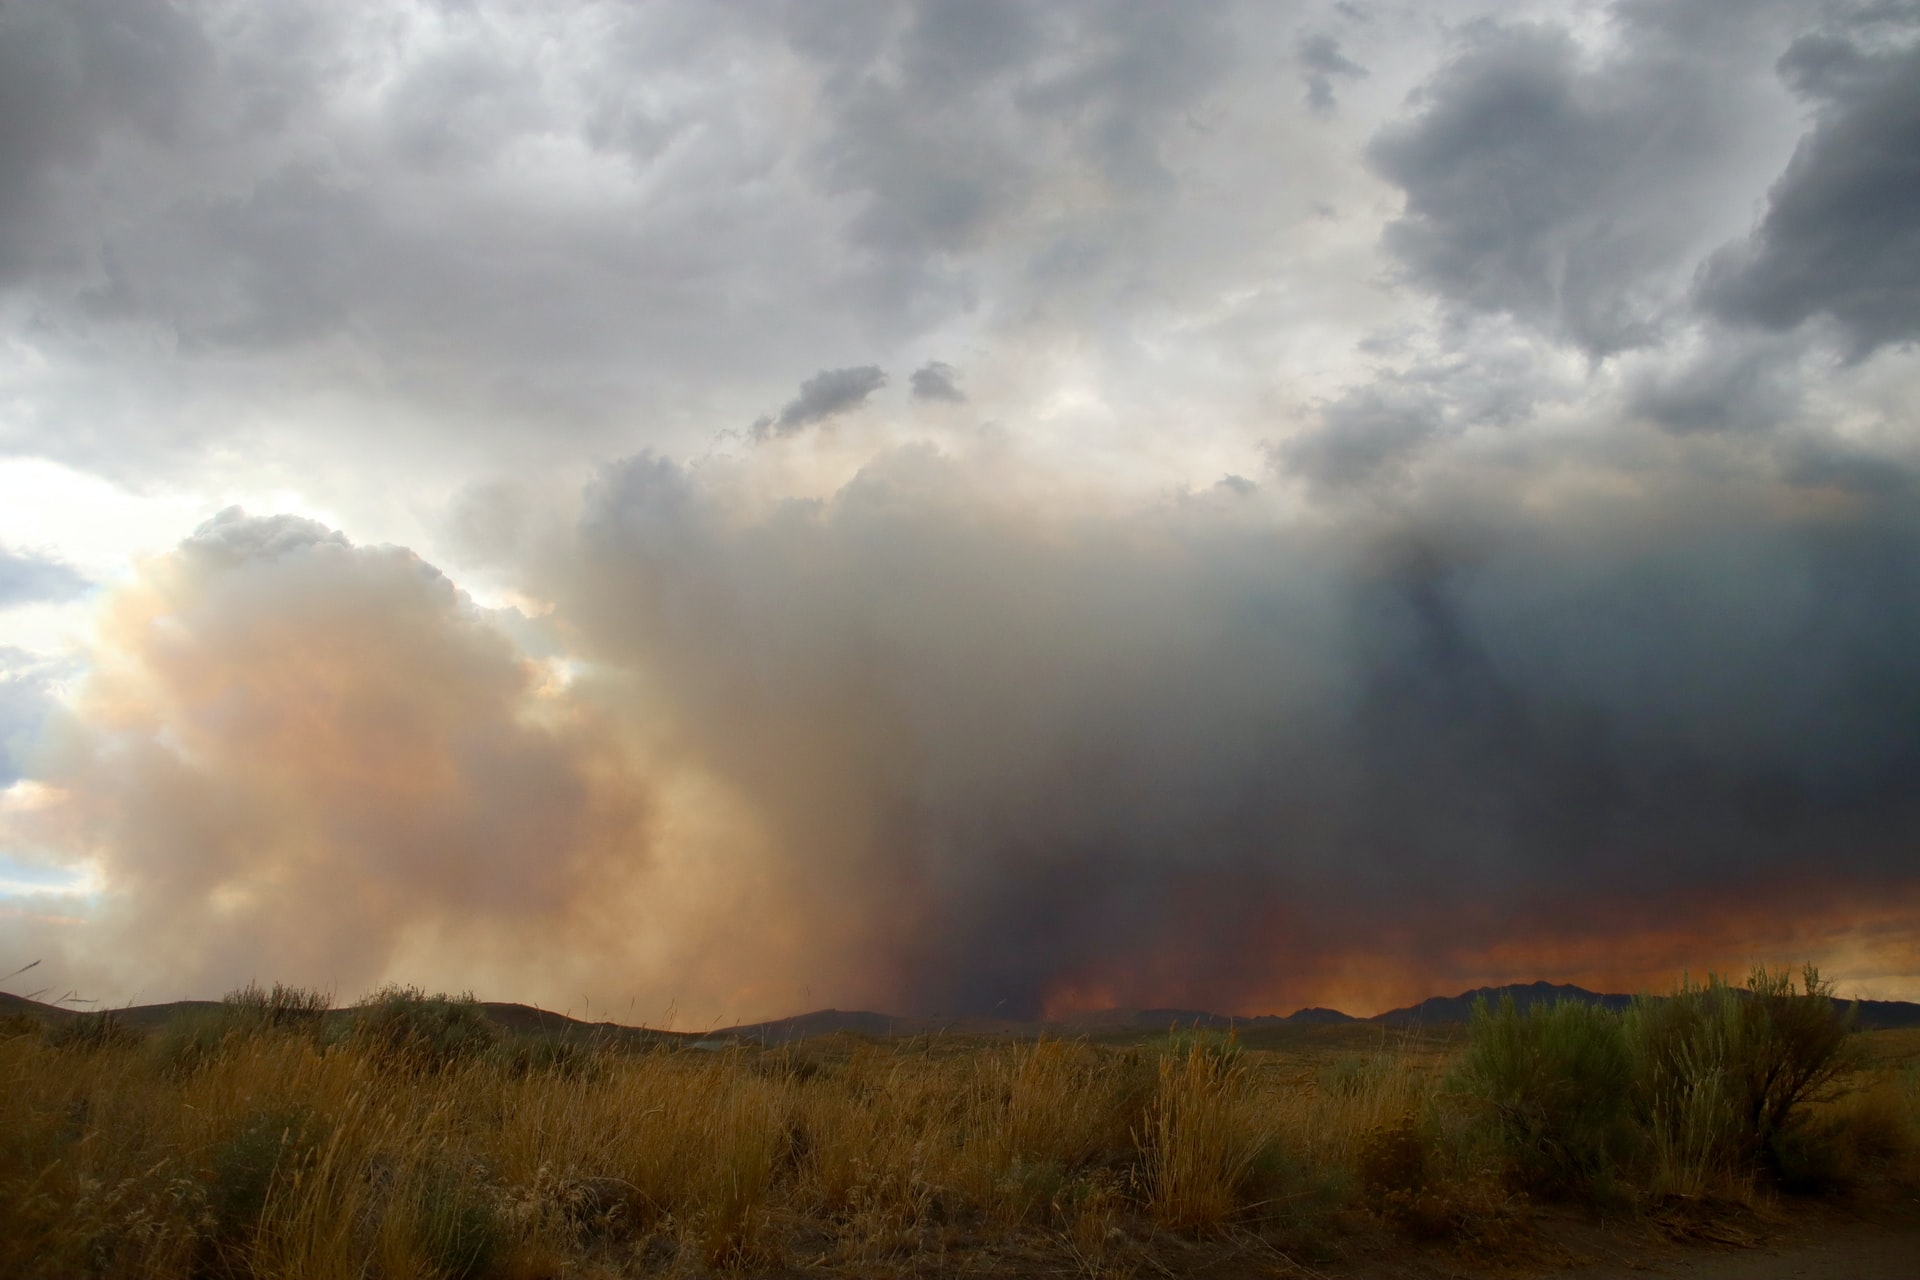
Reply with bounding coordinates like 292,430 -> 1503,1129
0,0 -> 1282,478
1702,33 -> 1920,357
0,0 -> 1911,484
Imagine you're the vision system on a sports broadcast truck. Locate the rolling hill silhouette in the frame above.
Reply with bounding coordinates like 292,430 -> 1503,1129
5,981 -> 1917,1041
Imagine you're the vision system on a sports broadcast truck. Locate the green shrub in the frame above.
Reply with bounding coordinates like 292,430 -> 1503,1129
222,981 -> 331,1033
345,986 -> 499,1071
1451,996 -> 1635,1196
154,984 -> 333,1077
1625,966 -> 1856,1188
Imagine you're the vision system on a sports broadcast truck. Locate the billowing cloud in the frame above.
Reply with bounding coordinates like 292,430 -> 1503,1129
1701,34 -> 1920,357
6,509 -> 652,1002
1368,14 -> 1788,354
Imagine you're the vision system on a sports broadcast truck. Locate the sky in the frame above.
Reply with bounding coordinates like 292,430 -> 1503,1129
2,0 -> 1918,1024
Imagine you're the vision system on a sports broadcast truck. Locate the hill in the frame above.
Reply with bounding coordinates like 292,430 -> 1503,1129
0,991 -> 689,1046
5,982 -> 1916,1039
1370,980 -> 1636,1027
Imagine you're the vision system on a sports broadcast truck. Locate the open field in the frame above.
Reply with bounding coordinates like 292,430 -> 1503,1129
1,982 -> 1917,1279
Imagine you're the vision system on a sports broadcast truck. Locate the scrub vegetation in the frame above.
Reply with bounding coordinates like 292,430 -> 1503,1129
0,969 -> 1915,1278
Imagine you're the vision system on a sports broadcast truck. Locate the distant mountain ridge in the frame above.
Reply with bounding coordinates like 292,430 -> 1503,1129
725,981 -> 1920,1039
6,981 -> 1918,1040
1370,980 -> 1636,1027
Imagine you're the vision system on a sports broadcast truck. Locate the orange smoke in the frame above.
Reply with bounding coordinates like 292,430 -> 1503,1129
1037,882 -> 1920,1018
7,512 -> 662,1005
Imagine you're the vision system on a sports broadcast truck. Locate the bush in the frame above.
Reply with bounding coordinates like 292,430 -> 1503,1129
1625,966 -> 1856,1187
154,984 -> 332,1077
345,986 -> 499,1071
1451,996 -> 1635,1196
222,981 -> 331,1033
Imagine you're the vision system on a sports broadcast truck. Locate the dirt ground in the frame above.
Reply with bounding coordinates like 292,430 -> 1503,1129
1551,1212 -> 1920,1280
1287,1193 -> 1920,1280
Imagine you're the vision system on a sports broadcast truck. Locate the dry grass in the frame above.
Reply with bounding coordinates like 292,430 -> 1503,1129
0,1011 -> 1914,1278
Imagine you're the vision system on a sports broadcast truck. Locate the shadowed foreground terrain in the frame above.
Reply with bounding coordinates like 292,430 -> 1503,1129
1,974 -> 1916,1278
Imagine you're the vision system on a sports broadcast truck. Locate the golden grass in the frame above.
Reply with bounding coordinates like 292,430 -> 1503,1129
0,1018 -> 1913,1278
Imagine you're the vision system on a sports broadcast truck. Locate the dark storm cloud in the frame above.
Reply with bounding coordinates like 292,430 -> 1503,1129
909,361 -> 966,403
1367,15 -> 1777,354
1299,33 -> 1367,114
0,548 -> 89,608
1701,33 -> 1920,358
545,447 -> 1920,1017
753,366 -> 889,439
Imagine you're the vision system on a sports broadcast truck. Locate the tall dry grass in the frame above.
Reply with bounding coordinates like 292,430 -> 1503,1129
0,1013 -> 1450,1277
0,987 -> 1914,1278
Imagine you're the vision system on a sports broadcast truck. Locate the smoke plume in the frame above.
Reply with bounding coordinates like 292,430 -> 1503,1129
11,448 -> 1920,1017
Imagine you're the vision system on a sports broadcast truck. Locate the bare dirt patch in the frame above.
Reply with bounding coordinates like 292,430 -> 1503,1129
1281,1194 -> 1920,1280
